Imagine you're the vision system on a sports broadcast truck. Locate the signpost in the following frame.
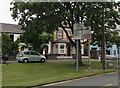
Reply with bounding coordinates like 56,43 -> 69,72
88,40 -> 92,71
74,23 -> 82,72
74,23 -> 91,72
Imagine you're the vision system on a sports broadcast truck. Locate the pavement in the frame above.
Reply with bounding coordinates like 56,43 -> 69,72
34,71 -> 119,88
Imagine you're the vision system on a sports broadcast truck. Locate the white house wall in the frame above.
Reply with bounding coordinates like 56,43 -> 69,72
110,45 -> 120,58
14,34 -> 21,42
81,44 -> 84,54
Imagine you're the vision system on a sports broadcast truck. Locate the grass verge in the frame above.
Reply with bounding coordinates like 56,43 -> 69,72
2,61 -> 117,87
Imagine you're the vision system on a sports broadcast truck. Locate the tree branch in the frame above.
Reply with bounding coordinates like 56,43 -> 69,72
60,23 -> 76,47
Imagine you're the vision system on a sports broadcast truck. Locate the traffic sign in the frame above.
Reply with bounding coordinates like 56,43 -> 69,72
73,23 -> 91,40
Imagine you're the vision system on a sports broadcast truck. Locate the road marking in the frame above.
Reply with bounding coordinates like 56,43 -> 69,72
41,72 -> 116,87
42,77 -> 89,86
100,84 -> 113,88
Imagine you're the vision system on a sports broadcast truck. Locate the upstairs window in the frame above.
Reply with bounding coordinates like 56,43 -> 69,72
10,33 -> 14,42
67,30 -> 71,36
57,29 -> 62,39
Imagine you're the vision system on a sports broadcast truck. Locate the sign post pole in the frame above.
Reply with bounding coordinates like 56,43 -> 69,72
74,23 -> 82,72
88,40 -> 91,72
74,23 -> 91,72
76,40 -> 79,72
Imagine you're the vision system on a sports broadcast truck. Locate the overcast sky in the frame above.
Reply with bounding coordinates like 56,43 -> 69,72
0,0 -> 119,25
0,0 -> 18,24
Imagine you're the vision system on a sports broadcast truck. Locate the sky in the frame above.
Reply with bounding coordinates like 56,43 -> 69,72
0,0 -> 119,25
0,0 -> 19,24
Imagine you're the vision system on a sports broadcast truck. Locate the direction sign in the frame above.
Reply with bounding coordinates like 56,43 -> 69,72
73,23 -> 91,40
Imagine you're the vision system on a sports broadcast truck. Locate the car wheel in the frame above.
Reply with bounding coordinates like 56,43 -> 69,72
40,58 -> 46,63
23,59 -> 29,63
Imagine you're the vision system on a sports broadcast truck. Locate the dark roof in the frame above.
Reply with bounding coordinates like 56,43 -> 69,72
0,23 -> 23,33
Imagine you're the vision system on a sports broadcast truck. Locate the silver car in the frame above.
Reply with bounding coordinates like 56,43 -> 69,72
16,51 -> 46,63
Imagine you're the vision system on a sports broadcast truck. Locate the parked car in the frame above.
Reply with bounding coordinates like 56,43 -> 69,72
0,54 -> 8,64
16,51 -> 46,63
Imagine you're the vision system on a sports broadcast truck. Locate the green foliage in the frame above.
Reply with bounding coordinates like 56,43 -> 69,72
111,33 -> 120,46
39,33 -> 54,43
2,33 -> 19,56
2,33 -> 12,55
10,2 -> 119,46
10,2 -> 119,65
20,32 -> 53,51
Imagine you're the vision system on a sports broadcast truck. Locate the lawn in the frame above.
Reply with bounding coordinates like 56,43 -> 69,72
2,61 -> 116,87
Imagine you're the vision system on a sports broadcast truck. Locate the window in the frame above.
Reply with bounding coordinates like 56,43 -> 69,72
114,50 -> 116,55
60,45 -> 65,54
57,29 -> 62,39
18,52 -> 23,56
54,43 -> 66,54
67,30 -> 71,36
30,52 -> 40,55
55,45 -> 58,53
10,33 -> 14,41
24,52 -> 31,55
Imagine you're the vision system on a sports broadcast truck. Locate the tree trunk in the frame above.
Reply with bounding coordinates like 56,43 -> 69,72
101,5 -> 106,70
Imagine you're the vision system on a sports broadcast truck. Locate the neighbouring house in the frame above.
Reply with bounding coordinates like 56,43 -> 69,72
90,25 -> 120,59
109,25 -> 120,58
0,23 -> 22,42
0,23 -> 32,52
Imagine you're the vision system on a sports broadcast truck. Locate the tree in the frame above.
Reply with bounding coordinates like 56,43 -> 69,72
2,33 -> 19,56
10,2 -> 119,66
20,30 -> 53,52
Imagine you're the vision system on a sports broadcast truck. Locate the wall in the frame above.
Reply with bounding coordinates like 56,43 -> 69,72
110,45 -> 120,58
14,34 -> 21,42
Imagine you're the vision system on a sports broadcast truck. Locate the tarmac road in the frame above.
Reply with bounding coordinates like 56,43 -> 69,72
38,71 -> 119,88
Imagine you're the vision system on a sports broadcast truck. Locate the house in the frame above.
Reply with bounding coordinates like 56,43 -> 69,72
90,25 -> 120,59
46,27 -> 85,59
0,23 -> 22,42
108,25 -> 120,58
0,23 -> 32,51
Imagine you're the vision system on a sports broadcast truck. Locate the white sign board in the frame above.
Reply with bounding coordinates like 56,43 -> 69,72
73,23 -> 82,40
73,23 -> 91,40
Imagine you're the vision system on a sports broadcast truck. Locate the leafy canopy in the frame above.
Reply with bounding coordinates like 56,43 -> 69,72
2,33 -> 19,56
10,2 -> 120,48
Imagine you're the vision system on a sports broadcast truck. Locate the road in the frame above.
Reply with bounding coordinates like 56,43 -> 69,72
37,71 -> 119,88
